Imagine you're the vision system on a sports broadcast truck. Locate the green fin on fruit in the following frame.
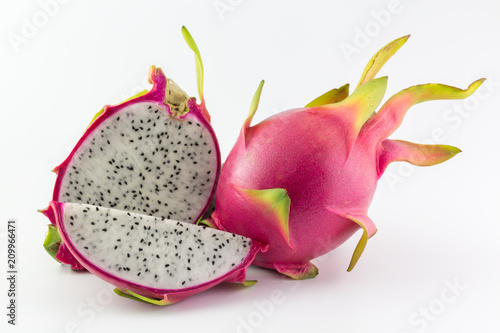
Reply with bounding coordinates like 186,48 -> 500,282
236,187 -> 292,247
313,77 -> 387,158
197,219 -> 216,228
356,35 -> 410,88
305,84 -> 350,107
364,79 -> 485,145
43,224 -> 62,262
273,261 -> 319,280
344,213 -> 377,272
306,34 -> 409,107
378,139 -> 462,174
244,80 -> 265,128
114,288 -> 174,306
336,76 -> 387,131
345,214 -> 377,272
242,80 -> 265,147
243,280 -> 258,286
328,209 -> 377,271
182,27 -> 205,106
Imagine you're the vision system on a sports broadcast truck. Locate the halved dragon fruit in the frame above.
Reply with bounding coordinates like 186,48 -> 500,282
49,201 -> 266,305
209,35 -> 485,279
42,27 -> 221,270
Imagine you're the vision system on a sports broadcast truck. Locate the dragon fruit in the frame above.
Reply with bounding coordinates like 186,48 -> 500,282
42,27 -> 221,270
49,201 -> 266,305
208,35 -> 485,279
42,28 -> 269,305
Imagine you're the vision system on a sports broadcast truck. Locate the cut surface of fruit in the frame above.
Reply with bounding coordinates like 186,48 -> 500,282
54,100 -> 218,223
51,202 -> 259,292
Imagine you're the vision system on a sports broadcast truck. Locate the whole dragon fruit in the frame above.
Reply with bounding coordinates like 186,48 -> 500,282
42,27 -> 220,271
209,36 -> 485,279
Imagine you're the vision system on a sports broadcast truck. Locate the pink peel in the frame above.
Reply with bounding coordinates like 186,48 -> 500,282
56,242 -> 85,271
305,83 -> 350,107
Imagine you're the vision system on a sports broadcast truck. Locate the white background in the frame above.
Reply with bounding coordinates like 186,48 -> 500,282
1,0 -> 499,332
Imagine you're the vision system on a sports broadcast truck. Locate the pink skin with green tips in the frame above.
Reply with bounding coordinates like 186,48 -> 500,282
208,35 -> 484,279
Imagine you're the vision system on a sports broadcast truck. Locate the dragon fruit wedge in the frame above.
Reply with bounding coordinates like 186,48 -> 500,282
208,35 -> 485,279
49,201 -> 266,305
42,27 -> 221,270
